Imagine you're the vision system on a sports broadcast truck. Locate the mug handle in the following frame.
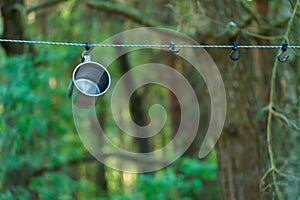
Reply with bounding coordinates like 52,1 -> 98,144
67,80 -> 74,99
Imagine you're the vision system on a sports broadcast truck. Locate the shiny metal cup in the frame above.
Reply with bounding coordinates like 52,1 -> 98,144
68,55 -> 111,108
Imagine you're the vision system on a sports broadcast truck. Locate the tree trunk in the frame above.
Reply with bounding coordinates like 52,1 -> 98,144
211,46 -> 266,199
95,98 -> 108,197
1,0 -> 26,55
167,55 -> 181,138
116,52 -> 150,153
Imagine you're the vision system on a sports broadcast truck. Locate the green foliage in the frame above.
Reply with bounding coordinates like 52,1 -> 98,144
134,169 -> 181,199
0,49 -> 84,199
179,158 -> 217,180
106,157 -> 218,200
30,173 -> 77,200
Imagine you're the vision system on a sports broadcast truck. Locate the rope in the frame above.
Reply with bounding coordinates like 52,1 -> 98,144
1,38 -> 300,49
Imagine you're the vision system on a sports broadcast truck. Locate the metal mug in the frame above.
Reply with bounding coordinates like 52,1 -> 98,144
68,55 -> 111,108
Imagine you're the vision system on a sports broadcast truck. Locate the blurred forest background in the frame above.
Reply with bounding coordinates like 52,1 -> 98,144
0,0 -> 300,199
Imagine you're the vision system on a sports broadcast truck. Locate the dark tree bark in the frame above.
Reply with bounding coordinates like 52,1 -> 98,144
168,56 -> 181,138
95,98 -> 108,197
95,163 -> 108,196
1,0 -> 26,55
116,51 -> 150,153
212,48 -> 266,200
198,1 -> 268,199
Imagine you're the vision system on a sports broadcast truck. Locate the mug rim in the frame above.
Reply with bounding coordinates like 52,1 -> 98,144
72,61 -> 111,97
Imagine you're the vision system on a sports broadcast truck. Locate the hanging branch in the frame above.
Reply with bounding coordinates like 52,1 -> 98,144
32,154 -> 95,177
260,0 -> 299,199
86,0 -> 169,28
31,152 -> 169,178
27,0 -> 68,14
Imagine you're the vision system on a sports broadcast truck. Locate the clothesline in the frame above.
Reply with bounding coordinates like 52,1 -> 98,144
0,38 -> 299,49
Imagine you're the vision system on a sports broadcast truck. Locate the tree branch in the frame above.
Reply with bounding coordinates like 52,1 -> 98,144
27,0 -> 68,14
32,154 -> 95,177
87,0 -> 168,28
32,152 -> 169,177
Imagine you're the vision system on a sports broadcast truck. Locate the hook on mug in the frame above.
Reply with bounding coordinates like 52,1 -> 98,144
81,41 -> 91,62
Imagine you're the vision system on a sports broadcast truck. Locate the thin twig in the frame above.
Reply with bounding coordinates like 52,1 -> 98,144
274,168 -> 299,180
271,109 -> 300,131
260,167 -> 274,191
241,30 -> 284,40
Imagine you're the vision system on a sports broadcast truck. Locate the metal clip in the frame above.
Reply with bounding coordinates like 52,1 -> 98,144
277,43 -> 289,62
230,41 -> 241,61
169,41 -> 180,53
